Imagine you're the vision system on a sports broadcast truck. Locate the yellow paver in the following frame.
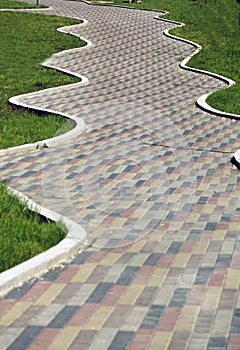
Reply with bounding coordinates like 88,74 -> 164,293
224,270 -> 240,289
202,287 -> 222,309
82,306 -> 113,330
212,230 -> 227,241
172,253 -> 191,268
192,241 -> 209,254
148,331 -> 172,350
0,302 -> 32,326
127,239 -> 147,253
176,305 -> 199,330
100,252 -> 122,265
147,268 -> 169,287
47,327 -> 80,350
71,263 -> 97,283
119,284 -> 145,305
34,284 -> 66,306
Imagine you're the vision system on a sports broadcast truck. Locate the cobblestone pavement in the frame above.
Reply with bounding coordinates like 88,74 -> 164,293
1,0 -> 240,349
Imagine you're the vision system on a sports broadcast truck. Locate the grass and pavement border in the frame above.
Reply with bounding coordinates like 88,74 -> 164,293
1,0 -> 239,294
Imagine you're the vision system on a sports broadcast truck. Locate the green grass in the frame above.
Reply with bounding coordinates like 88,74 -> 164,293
0,1 -> 85,272
0,0 -> 45,8
0,182 -> 66,273
95,0 -> 240,115
0,0 -> 238,271
0,10 -> 85,148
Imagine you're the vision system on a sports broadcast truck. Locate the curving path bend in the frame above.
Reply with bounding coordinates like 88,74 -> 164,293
1,1 -> 240,349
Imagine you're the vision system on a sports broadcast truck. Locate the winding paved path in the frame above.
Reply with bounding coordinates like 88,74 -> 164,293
1,1 -> 240,348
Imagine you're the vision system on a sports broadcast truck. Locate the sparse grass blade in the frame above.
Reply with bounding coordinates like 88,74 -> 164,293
0,10 -> 85,148
96,0 -> 240,115
0,1 -> 86,272
0,181 -> 66,272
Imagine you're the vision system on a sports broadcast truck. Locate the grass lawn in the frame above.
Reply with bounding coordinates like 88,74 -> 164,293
0,0 -> 45,8
0,9 -> 85,148
0,182 -> 66,273
0,0 -> 238,272
95,0 -> 240,115
0,1 -> 85,272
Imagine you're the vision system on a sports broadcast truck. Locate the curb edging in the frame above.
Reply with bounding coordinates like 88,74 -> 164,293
0,15 -> 92,296
0,187 -> 87,297
1,17 -> 92,157
154,15 -> 239,120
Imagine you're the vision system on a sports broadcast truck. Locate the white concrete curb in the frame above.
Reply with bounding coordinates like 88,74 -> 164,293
1,17 -> 93,156
1,2 -> 239,296
154,15 -> 239,120
0,15 -> 92,296
0,186 -> 87,297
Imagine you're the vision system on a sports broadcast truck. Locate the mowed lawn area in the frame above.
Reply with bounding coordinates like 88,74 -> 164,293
0,5 -> 85,148
0,0 -> 85,272
97,0 -> 240,115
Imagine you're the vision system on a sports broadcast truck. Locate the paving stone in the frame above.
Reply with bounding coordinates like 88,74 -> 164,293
167,330 -> 191,350
207,336 -> 227,349
140,305 -> 165,329
135,287 -> 158,307
41,268 -> 65,282
87,328 -> 117,350
70,251 -> 95,265
0,327 -> 25,350
7,326 -> 43,350
47,306 -> 79,328
169,288 -> 190,308
194,267 -> 213,285
108,330 -> 135,350
143,253 -> 163,266
4,280 -> 37,300
0,0 -> 240,348
27,328 -> 60,350
30,303 -> 65,327
116,266 -> 140,286
86,282 -> 114,303
230,309 -> 240,334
